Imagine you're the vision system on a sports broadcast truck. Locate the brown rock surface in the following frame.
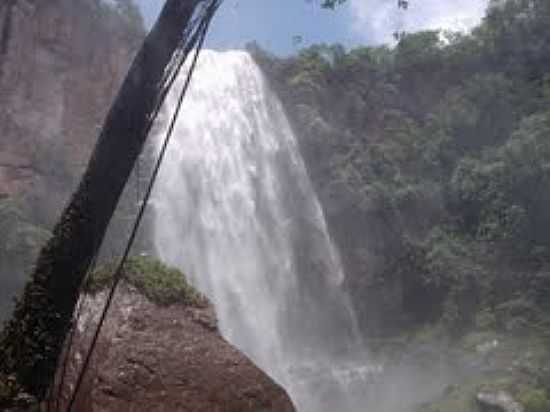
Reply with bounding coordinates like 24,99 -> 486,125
56,284 -> 296,412
0,0 -> 139,225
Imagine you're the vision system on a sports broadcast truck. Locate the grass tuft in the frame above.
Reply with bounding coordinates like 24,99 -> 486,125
86,256 -> 208,307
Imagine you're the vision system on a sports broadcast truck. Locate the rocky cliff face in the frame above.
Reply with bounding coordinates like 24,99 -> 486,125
55,283 -> 295,412
0,0 -> 140,226
0,0 -> 144,321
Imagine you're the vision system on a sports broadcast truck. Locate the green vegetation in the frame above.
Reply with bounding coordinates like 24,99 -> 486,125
519,389 -> 550,412
86,256 -> 208,307
0,198 -> 51,391
416,332 -> 550,411
419,375 -> 550,412
418,379 -> 484,412
0,198 -> 50,257
254,2 -> 550,408
260,0 -> 550,339
0,197 -> 50,321
321,0 -> 347,9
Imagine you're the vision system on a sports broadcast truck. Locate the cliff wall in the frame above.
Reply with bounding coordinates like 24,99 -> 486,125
0,0 -> 143,321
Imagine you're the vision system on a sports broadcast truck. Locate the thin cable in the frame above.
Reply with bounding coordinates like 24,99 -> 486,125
136,9 -> 210,155
65,2 -> 220,410
136,154 -> 140,207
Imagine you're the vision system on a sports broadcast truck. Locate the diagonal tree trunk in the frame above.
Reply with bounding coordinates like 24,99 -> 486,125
0,0 -> 215,399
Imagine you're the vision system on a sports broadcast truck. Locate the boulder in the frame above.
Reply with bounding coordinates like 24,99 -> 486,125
476,390 -> 524,412
55,282 -> 295,412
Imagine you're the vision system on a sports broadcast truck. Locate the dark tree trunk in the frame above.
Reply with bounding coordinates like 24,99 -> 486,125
0,0 -> 16,57
0,0 -> 209,399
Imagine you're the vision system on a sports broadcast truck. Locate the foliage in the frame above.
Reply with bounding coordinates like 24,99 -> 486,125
0,198 -> 50,260
417,379 -> 483,412
86,256 -> 208,307
321,0 -> 347,9
394,31 -> 443,71
259,0 -> 550,336
450,112 -> 550,251
0,197 -> 50,322
519,389 -> 550,412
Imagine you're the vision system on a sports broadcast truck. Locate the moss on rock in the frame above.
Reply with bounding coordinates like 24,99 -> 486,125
86,256 -> 208,307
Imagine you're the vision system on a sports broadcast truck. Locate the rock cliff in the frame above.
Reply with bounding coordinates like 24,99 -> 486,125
0,0 -> 140,225
0,0 -> 145,321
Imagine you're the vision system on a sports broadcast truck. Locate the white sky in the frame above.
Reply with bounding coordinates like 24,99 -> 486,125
135,0 -> 490,54
350,0 -> 490,44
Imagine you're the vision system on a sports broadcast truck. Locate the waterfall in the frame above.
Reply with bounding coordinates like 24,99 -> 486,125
152,50 -> 376,411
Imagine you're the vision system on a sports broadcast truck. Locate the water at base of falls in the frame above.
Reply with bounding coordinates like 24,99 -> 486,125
152,50 -> 376,411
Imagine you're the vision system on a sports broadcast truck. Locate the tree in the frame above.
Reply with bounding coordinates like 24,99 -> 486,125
321,0 -> 347,8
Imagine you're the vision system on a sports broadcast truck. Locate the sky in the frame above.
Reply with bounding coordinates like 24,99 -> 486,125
135,0 -> 490,56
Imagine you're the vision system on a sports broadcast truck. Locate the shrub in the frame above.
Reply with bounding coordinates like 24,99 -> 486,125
519,388 -> 550,412
86,256 -> 208,307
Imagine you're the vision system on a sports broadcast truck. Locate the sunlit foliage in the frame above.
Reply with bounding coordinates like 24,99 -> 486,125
268,0 -> 550,335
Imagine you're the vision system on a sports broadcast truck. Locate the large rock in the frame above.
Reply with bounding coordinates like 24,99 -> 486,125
476,391 -> 524,412
55,283 -> 296,412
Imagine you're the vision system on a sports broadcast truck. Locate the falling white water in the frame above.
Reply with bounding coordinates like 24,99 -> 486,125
152,50 -> 377,411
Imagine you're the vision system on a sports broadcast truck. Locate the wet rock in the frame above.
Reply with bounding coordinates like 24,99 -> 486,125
55,283 -> 295,412
476,390 -> 524,412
